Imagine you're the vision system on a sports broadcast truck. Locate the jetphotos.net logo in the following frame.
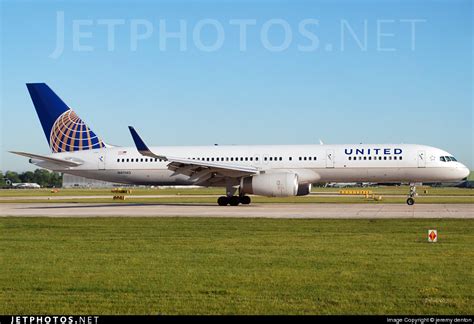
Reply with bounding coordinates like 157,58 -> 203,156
9,316 -> 99,324
50,11 -> 426,58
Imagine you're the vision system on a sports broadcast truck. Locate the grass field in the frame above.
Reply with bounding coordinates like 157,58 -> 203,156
1,217 -> 472,315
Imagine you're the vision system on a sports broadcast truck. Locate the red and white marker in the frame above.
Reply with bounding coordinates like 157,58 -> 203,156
428,230 -> 438,243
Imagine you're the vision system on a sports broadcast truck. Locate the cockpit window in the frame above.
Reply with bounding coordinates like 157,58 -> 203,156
440,156 -> 446,162
445,156 -> 452,161
450,156 -> 457,161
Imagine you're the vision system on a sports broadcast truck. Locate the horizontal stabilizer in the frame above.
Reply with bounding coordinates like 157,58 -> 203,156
9,151 -> 83,167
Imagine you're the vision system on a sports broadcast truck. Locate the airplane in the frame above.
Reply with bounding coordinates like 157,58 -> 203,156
10,83 -> 470,206
4,180 -> 41,189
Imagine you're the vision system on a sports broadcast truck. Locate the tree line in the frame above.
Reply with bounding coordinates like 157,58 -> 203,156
0,169 -> 62,188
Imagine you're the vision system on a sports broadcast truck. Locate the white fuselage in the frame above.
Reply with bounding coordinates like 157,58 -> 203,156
31,143 -> 470,186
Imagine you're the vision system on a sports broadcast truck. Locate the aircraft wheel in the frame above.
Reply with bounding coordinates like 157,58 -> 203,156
229,196 -> 240,206
240,196 -> 251,205
217,196 -> 229,206
406,197 -> 415,206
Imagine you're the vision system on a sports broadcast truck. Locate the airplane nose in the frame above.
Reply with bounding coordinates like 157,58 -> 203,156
460,165 -> 470,180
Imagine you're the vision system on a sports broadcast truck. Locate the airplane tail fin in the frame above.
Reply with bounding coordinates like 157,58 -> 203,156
26,83 -> 106,153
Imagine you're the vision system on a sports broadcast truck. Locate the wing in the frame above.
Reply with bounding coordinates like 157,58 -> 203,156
9,151 -> 83,168
128,126 -> 258,184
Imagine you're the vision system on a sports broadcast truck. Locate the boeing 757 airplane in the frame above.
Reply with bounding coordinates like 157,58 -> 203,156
11,83 -> 470,206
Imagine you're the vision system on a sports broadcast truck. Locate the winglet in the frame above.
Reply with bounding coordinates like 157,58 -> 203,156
128,126 -> 151,152
128,126 -> 167,161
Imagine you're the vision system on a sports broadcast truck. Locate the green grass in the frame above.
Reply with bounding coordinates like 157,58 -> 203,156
1,217 -> 472,315
0,187 -> 225,197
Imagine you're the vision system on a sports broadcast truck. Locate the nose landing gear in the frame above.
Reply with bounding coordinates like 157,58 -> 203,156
406,184 -> 417,205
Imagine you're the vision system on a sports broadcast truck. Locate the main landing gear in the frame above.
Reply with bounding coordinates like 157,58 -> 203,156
217,195 -> 251,206
406,184 -> 417,205
217,182 -> 251,206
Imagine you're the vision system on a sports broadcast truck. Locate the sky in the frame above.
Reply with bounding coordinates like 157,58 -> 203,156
1,0 -> 472,171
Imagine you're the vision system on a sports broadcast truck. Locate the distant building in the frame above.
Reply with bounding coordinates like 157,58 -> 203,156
62,174 -> 121,188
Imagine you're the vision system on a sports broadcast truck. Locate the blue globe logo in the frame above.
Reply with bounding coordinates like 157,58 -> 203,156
49,110 -> 104,152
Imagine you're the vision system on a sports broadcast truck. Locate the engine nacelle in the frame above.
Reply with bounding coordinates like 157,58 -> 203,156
240,172 -> 299,197
296,183 -> 311,196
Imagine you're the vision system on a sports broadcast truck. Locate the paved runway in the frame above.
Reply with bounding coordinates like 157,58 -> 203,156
2,194 -> 473,200
0,203 -> 472,218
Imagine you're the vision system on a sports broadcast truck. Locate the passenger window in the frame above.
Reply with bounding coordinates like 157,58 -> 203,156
279,157 -> 282,161
384,157 -> 387,160
117,159 -> 120,162
399,157 -> 402,160
314,157 -> 317,160
389,156 -> 392,160
245,157 -> 248,161
368,156 -> 372,160
363,156 -> 367,160
121,159 -> 125,162
304,157 -> 307,161
379,156 -> 382,160
359,156 -> 362,160
264,157 -> 267,161
308,157 -> 312,161
231,157 -> 234,161
348,157 -> 351,160
269,157 -> 273,161
289,157 -> 292,161
226,157 -> 229,161
140,158 -> 143,162
299,157 -> 302,161
250,157 -> 253,161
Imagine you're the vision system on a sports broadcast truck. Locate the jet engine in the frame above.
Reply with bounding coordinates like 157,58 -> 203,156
240,172 -> 298,197
296,183 -> 311,196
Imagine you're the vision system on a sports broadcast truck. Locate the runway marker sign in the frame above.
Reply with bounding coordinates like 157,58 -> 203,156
428,230 -> 438,243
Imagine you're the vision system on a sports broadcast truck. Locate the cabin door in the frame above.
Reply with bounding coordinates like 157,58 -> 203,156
97,151 -> 106,170
326,149 -> 335,168
417,150 -> 426,168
